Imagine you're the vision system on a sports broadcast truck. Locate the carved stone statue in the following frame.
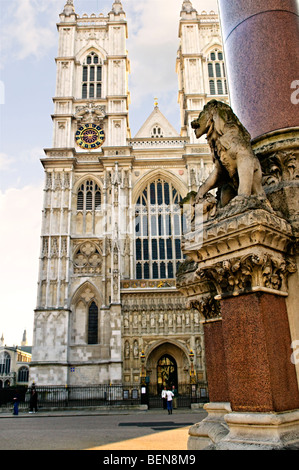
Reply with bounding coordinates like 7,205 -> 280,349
191,100 -> 266,208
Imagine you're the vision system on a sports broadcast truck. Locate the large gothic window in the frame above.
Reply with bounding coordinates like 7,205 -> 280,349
82,52 -> 102,99
208,50 -> 227,96
135,179 -> 185,280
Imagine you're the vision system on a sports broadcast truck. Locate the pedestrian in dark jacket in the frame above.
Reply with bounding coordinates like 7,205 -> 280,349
13,396 -> 19,416
29,384 -> 38,413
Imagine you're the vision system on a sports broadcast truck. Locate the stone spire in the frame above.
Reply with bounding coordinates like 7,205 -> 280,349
62,0 -> 75,16
181,0 -> 197,14
21,330 -> 28,347
0,333 -> 4,347
111,0 -> 124,14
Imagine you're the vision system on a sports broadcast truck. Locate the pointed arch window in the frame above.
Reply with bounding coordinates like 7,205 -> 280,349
208,49 -> 227,96
82,52 -> 102,99
18,366 -> 29,383
0,352 -> 11,375
76,180 -> 102,211
135,179 -> 185,280
88,301 -> 98,345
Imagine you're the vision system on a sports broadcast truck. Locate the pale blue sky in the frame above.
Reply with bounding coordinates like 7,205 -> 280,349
0,0 -> 218,346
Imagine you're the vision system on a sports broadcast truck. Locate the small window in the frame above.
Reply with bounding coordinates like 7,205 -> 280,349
76,180 -> 102,212
82,84 -> 88,99
82,52 -> 102,99
0,352 -> 11,375
77,191 -> 84,210
18,367 -> 29,383
95,189 -> 101,210
151,126 -> 164,138
215,63 -> 221,78
208,49 -> 227,96
88,301 -> 98,345
217,80 -> 223,95
209,80 -> 216,95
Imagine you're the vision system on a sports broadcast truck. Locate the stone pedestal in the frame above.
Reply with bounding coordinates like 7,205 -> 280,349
177,199 -> 299,449
188,402 -> 232,450
217,410 -> 299,450
221,293 -> 299,414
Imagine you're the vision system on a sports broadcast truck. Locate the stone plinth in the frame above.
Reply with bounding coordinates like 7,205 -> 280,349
221,293 -> 299,413
177,198 -> 299,449
218,0 -> 299,139
188,402 -> 232,450
217,410 -> 299,450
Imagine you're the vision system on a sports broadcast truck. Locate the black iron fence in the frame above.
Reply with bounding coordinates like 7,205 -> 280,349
0,384 -> 208,411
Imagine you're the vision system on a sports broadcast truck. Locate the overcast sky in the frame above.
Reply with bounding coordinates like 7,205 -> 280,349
0,0 -> 218,346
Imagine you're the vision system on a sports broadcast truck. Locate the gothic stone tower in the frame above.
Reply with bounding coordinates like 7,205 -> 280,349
30,0 -> 129,386
30,1 -> 228,393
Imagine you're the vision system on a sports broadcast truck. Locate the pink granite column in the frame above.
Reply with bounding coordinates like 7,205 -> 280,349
218,0 -> 299,139
220,293 -> 299,413
203,320 -> 230,404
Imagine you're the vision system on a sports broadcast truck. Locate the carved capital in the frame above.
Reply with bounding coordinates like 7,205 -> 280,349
179,206 -> 296,301
197,253 -> 296,299
176,259 -> 220,320
187,295 -> 221,321
261,150 -> 299,187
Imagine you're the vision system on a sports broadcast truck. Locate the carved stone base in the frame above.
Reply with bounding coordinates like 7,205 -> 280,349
182,204 -> 295,299
214,410 -> 299,450
188,402 -> 232,450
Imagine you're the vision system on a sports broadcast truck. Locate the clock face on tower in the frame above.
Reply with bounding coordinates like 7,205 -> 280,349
75,124 -> 105,149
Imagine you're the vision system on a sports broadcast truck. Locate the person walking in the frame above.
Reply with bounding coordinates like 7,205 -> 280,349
29,384 -> 38,413
166,388 -> 174,414
161,386 -> 167,410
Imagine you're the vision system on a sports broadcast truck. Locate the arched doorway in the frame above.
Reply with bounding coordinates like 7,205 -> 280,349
146,341 -> 190,396
157,354 -> 178,395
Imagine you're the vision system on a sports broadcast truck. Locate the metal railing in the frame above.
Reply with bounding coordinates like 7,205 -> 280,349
0,385 -> 141,411
0,384 -> 208,411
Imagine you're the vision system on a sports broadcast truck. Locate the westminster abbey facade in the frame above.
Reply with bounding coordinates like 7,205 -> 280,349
30,0 -> 229,396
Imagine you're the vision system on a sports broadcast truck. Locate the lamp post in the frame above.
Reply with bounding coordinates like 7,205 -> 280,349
140,350 -> 146,386
189,349 -> 196,386
140,350 -> 148,406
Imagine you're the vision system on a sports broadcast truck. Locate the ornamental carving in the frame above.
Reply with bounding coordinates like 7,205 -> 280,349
74,102 -> 106,126
196,253 -> 297,298
187,295 -> 221,321
261,150 -> 299,186
73,241 -> 102,274
122,293 -> 201,334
